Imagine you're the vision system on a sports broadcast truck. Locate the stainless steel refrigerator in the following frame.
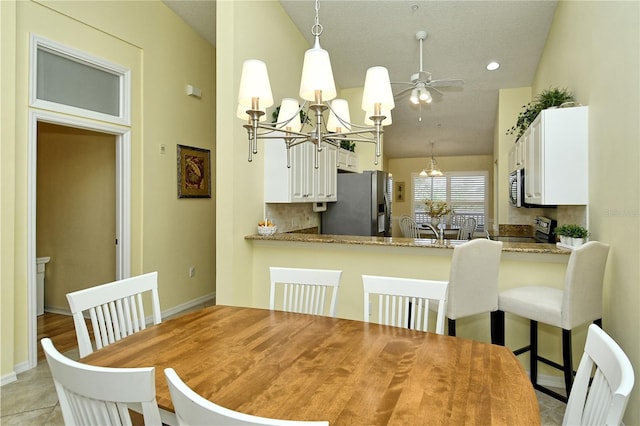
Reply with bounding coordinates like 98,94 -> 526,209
321,171 -> 391,237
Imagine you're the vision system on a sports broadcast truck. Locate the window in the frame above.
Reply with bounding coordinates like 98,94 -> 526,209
412,172 -> 487,232
31,35 -> 130,125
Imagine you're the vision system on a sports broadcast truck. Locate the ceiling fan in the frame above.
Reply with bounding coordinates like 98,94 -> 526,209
392,30 -> 464,104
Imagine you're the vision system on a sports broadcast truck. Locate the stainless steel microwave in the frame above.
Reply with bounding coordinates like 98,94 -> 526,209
509,169 -> 523,207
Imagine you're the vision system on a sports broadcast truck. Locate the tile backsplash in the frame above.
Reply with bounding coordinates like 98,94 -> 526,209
265,203 -> 320,233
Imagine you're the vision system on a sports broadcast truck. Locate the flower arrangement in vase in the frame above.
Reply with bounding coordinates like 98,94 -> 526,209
425,200 -> 452,226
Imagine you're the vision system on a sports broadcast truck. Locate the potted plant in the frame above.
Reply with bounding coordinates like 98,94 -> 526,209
555,224 -> 589,247
506,87 -> 575,140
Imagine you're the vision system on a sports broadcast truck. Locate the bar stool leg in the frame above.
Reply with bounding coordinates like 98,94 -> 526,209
562,329 -> 573,397
530,320 -> 538,387
447,318 -> 456,336
491,310 -> 505,345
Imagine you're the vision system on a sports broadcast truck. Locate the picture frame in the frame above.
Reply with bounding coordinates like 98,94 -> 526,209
177,144 -> 211,198
395,181 -> 405,202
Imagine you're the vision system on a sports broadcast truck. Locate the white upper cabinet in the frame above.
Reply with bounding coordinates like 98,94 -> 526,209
264,140 -> 337,203
337,148 -> 358,172
523,106 -> 588,205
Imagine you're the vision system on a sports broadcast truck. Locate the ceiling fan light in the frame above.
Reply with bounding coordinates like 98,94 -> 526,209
419,88 -> 429,101
410,88 -> 420,104
423,90 -> 433,103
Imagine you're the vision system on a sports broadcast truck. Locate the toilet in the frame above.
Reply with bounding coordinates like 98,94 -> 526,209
36,257 -> 51,316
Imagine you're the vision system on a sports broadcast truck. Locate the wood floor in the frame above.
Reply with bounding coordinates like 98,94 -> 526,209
37,312 -> 90,361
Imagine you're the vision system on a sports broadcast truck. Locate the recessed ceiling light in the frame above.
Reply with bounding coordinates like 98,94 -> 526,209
486,61 -> 500,71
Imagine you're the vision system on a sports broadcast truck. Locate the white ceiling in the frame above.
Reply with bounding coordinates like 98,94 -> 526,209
163,0 -> 558,159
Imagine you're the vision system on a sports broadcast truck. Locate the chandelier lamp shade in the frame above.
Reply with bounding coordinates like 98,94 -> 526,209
237,0 -> 394,166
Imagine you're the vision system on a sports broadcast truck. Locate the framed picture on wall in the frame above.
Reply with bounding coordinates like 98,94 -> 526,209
395,181 -> 405,202
177,144 -> 211,198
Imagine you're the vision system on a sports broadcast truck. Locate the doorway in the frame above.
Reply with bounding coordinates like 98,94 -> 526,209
27,111 -> 131,368
36,122 -> 117,315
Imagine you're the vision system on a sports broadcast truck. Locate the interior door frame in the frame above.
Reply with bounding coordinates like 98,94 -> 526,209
27,109 -> 131,368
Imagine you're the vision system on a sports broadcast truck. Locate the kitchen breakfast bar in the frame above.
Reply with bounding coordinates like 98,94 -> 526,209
246,232 -> 577,382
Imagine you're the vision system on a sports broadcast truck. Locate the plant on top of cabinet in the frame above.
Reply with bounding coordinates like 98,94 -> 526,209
506,87 -> 575,140
340,140 -> 356,152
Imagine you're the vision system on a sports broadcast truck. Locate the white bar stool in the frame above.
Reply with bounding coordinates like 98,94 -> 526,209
496,241 -> 610,402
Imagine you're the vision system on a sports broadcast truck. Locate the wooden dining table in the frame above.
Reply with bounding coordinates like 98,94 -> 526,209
82,305 -> 540,425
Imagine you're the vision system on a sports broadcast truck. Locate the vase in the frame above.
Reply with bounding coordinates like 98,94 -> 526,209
431,217 -> 440,227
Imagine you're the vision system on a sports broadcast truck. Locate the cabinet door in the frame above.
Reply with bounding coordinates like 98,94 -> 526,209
317,143 -> 337,201
291,143 -> 315,202
528,117 -> 543,203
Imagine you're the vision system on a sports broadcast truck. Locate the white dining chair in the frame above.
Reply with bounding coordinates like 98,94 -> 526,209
269,267 -> 342,317
164,368 -> 329,426
497,241 -> 610,402
456,217 -> 477,240
399,215 -> 420,238
362,274 -> 448,334
563,324 -> 635,426
41,337 -> 162,426
66,271 -> 162,358
434,239 -> 503,342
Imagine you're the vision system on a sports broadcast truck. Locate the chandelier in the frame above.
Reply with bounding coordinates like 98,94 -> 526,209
237,0 -> 395,167
419,142 -> 443,177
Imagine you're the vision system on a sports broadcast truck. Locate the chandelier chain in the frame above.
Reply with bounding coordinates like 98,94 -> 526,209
311,0 -> 323,37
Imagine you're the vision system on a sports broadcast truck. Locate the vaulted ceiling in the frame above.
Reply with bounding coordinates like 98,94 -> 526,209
163,0 -> 558,158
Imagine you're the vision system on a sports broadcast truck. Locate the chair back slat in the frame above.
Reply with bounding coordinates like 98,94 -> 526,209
67,271 -> 161,357
41,338 -> 162,426
363,275 -> 448,334
563,324 -> 634,425
270,267 -> 342,317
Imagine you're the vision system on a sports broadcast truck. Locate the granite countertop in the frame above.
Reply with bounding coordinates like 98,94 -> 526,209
245,232 -> 571,255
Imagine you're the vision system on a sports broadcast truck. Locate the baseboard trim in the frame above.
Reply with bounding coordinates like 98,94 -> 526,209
1,371 -> 18,386
161,292 -> 216,319
43,292 -> 216,323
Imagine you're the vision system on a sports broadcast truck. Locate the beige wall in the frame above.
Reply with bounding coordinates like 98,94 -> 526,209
1,0 -> 215,378
37,123 -> 117,310
388,155 -> 494,237
532,2 -> 640,422
1,0 -> 18,379
216,1 -> 309,307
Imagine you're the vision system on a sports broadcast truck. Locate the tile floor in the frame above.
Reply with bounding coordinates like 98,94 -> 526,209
1,349 -> 567,425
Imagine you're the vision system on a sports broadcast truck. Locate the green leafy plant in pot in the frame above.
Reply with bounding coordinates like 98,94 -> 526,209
555,224 -> 589,247
507,87 -> 575,140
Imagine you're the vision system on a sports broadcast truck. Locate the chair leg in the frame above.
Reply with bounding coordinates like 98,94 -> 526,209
448,318 -> 456,336
491,310 -> 505,345
530,320 -> 538,387
562,328 -> 573,397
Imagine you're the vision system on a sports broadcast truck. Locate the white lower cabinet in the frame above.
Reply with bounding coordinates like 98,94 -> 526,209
264,140 -> 337,203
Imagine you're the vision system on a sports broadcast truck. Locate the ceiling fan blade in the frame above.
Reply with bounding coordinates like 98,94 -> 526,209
429,78 -> 465,88
391,81 -> 414,86
393,87 -> 414,98
427,86 -> 444,97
